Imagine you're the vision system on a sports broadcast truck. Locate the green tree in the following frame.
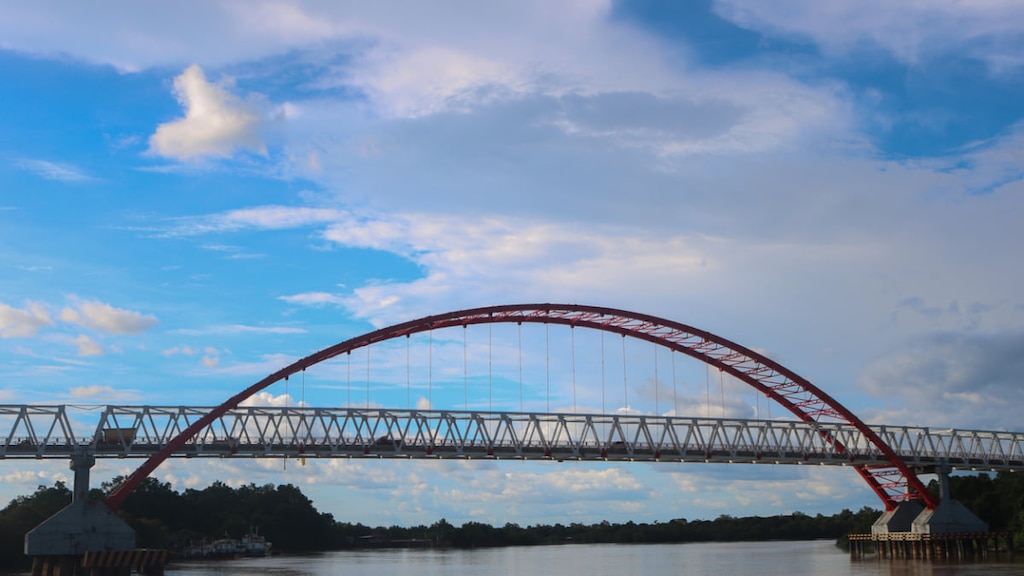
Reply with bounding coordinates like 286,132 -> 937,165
0,483 -> 73,570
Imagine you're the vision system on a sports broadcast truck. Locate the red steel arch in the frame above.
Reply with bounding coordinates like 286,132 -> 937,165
105,304 -> 937,511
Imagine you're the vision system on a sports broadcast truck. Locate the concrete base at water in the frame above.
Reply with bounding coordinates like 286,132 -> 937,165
912,499 -> 989,534
871,499 -> 988,535
25,500 -> 135,556
871,501 -> 924,534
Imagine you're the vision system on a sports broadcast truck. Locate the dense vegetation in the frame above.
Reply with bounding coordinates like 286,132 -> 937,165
1,470 -> 1022,569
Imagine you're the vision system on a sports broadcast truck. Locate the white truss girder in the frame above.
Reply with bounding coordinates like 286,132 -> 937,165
1,405 -> 1023,471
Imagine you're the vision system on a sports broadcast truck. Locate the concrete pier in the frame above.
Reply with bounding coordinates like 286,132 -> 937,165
23,448 -> 166,575
852,463 -> 1005,561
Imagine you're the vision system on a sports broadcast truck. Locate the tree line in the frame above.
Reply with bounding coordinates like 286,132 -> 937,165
2,470 -> 1022,569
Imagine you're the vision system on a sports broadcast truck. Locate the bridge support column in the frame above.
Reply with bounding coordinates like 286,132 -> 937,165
855,463 -> 994,560
871,501 -> 924,535
910,464 -> 988,535
25,448 -> 135,559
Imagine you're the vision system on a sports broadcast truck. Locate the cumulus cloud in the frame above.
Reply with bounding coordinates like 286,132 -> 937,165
0,468 -> 69,491
149,64 -> 266,160
72,334 -> 104,357
0,302 -> 53,338
59,298 -> 158,334
240,391 -> 302,407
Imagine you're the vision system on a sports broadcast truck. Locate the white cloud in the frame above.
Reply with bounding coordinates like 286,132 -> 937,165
0,468 -> 69,491
171,324 -> 306,336
166,206 -> 347,236
162,345 -> 198,356
350,45 -> 528,119
279,292 -> 346,307
860,331 -> 1024,430
171,203 -> 716,326
210,353 -> 298,377
68,385 -> 141,402
72,334 -> 104,357
0,1 -> 850,145
239,391 -> 302,407
0,302 -> 53,338
59,298 -> 158,334
149,64 -> 266,160
0,2 -> 352,71
16,159 -> 93,182
714,0 -> 1024,69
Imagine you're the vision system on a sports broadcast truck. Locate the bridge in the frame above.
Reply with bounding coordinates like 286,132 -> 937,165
4,405 -> 1024,471
12,303 -> 1009,569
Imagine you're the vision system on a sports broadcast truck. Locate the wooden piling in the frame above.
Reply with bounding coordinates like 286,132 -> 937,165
848,531 -> 1010,561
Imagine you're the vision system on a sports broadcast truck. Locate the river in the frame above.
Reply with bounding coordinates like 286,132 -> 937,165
168,540 -> 1023,576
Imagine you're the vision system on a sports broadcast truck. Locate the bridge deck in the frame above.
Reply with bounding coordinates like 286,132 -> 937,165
2,406 -> 1022,471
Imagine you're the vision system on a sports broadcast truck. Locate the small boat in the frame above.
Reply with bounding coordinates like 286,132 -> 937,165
241,528 -> 272,557
181,528 -> 272,559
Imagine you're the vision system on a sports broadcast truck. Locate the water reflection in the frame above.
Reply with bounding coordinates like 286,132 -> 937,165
167,540 -> 1020,576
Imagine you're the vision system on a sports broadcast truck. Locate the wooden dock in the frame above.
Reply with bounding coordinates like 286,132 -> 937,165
848,532 -> 1013,560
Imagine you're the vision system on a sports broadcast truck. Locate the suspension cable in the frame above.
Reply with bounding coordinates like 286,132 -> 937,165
346,351 -> 351,408
621,334 -> 628,410
488,323 -> 493,412
463,325 -> 468,410
755,381 -> 759,420
719,368 -> 726,417
283,375 -> 289,472
705,364 -> 710,417
671,350 -> 678,416
654,343 -> 659,416
429,330 -> 433,409
406,334 -> 411,410
545,323 -> 550,413
366,345 -> 370,409
601,331 -> 606,414
571,326 -> 577,413
518,322 -> 523,412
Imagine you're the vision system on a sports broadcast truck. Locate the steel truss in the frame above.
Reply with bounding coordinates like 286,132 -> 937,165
3,405 -> 1023,472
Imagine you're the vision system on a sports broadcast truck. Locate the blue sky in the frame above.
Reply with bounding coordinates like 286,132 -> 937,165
2,0 -> 1024,526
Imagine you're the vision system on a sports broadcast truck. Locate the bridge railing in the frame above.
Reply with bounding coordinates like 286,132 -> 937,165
1,405 -> 1023,470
